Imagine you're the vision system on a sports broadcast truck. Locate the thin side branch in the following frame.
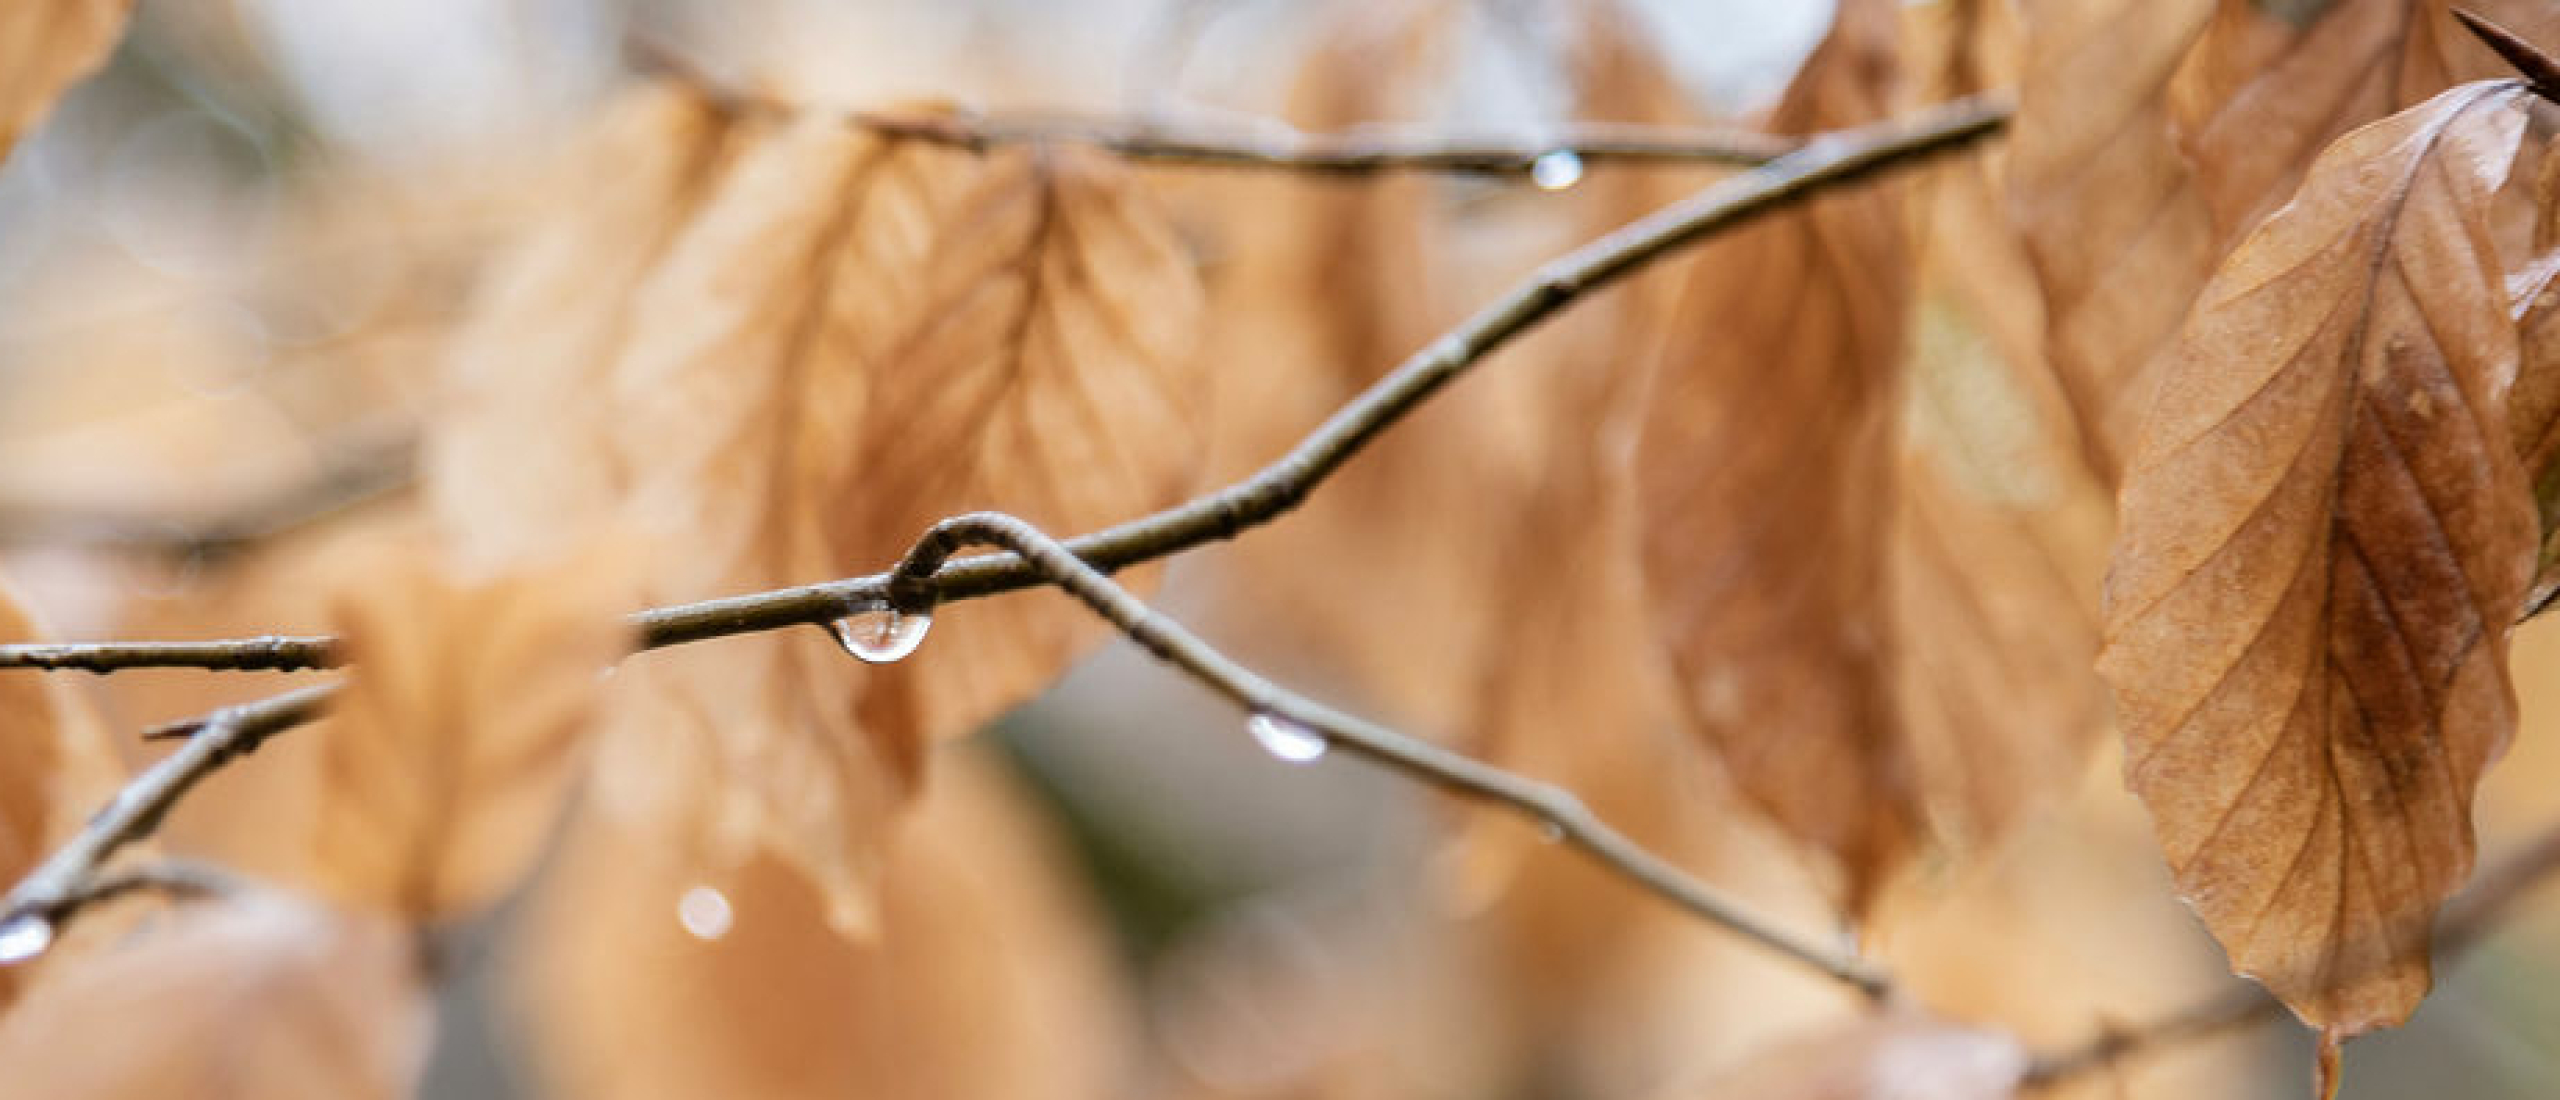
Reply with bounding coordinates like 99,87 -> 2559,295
0,685 -> 330,928
2021,821 -> 2560,1088
0,94 -> 2011,674
888,513 -> 1890,997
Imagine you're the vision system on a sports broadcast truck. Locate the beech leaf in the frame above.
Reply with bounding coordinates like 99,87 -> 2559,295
0,899 -> 430,1099
0,0 -> 131,163
314,548 -> 632,920
596,107 -> 1206,934
2100,81 -> 2535,1035
1634,0 -> 1919,910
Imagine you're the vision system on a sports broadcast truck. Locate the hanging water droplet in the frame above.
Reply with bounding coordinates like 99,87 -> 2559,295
1530,149 -> 1583,192
829,602 -> 932,664
1537,818 -> 1565,843
0,913 -> 53,964
1247,713 -> 1328,764
676,885 -> 734,941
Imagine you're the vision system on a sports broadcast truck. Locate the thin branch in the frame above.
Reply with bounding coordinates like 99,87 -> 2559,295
626,33 -> 1799,173
0,636 -> 338,673
0,94 -> 2012,674
847,108 -> 1799,174
2020,821 -> 2560,1089
45,859 -> 245,927
887,512 -> 1890,996
0,685 -> 331,929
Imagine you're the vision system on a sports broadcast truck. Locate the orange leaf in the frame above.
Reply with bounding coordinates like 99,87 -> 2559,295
1634,0 -> 1918,911
1687,1012 -> 2025,1099
508,752 -> 1131,1100
315,547 -> 631,920
0,0 -> 131,163
2100,81 -> 2535,1034
595,106 -> 1206,933
0,578 -> 117,1013
0,898 -> 429,1099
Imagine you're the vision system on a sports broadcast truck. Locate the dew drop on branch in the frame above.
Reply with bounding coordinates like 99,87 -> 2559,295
1530,150 -> 1583,191
829,603 -> 932,664
0,913 -> 54,964
676,885 -> 734,941
1247,713 -> 1328,764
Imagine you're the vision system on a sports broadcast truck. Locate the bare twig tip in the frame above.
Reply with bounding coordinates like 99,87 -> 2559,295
2454,9 -> 2560,105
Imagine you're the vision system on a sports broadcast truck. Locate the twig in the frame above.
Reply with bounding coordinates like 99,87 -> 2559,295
885,513 -> 1890,996
626,32 -> 1798,173
0,685 -> 331,929
847,108 -> 1799,174
2020,821 -> 2560,1088
43,859 -> 245,927
2455,9 -> 2560,107
0,94 -> 2012,674
0,636 -> 338,673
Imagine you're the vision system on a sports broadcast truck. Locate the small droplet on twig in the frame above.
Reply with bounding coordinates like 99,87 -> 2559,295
829,603 -> 932,664
0,913 -> 54,964
676,885 -> 734,941
1247,713 -> 1328,764
1530,150 -> 1584,191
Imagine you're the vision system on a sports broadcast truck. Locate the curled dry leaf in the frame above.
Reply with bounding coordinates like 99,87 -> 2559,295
314,546 -> 632,921
2101,82 -> 2534,1035
1634,0 -> 1918,912
509,752 -> 1130,1100
0,0 -> 131,162
1677,1011 -> 2025,1100
595,104 -> 1205,933
0,898 -> 429,1100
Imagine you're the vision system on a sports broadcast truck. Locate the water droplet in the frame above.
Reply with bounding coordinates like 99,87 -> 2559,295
1530,149 -> 1583,191
829,602 -> 932,664
1537,818 -> 1565,843
676,885 -> 734,941
0,913 -> 53,964
1247,713 -> 1328,764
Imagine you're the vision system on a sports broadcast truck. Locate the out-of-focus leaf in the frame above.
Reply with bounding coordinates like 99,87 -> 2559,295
2101,83 -> 2533,1036
427,84 -> 736,569
313,545 -> 631,920
2505,139 -> 2560,611
0,898 -> 428,1099
2006,0 -> 2214,480
595,106 -> 1205,933
1679,1012 -> 2024,1099
1633,0 -> 1917,912
510,751 -> 1130,1100
0,0 -> 131,162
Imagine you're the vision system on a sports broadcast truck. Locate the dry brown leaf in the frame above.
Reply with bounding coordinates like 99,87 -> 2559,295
1634,0 -> 1918,912
510,750 -> 1130,1100
1193,0 -> 1501,732
0,897 -> 428,1099
426,83 -> 736,569
313,546 -> 631,920
2011,0 -> 2517,484
2101,82 -> 2534,1035
2006,0 -> 2215,481
1678,1012 -> 2025,1100
0,0 -> 131,162
596,107 -> 1206,933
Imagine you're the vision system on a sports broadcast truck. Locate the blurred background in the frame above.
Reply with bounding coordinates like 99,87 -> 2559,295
9,1 -> 2560,1098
